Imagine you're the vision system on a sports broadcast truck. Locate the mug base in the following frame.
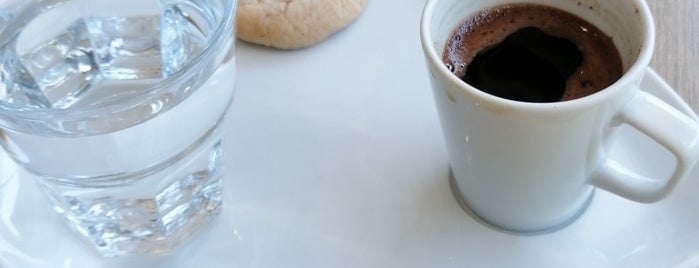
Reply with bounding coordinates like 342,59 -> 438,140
448,168 -> 594,235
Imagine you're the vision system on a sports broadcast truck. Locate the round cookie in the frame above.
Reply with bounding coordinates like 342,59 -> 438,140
237,0 -> 368,49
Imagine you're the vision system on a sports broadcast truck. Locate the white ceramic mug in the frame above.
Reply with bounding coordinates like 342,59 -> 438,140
421,0 -> 699,232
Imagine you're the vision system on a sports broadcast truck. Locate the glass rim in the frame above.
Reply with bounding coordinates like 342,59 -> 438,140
0,0 -> 237,122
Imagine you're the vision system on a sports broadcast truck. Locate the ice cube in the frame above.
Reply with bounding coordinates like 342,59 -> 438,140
161,4 -> 206,76
1,8 -> 206,109
13,19 -> 101,109
0,43 -> 39,107
86,16 -> 164,80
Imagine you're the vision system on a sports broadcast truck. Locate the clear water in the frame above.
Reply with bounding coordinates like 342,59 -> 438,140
0,0 -> 235,257
0,3 -> 206,109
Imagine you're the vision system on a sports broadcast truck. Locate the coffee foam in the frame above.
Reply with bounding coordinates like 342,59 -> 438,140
443,4 -> 623,101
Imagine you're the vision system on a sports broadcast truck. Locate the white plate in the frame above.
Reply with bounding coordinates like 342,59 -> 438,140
2,0 -> 699,267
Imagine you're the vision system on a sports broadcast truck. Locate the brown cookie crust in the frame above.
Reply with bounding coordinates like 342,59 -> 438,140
237,0 -> 368,49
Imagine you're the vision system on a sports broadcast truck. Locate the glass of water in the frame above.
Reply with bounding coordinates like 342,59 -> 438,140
0,0 -> 237,257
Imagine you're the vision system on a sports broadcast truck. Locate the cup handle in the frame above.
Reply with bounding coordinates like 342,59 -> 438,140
589,88 -> 699,203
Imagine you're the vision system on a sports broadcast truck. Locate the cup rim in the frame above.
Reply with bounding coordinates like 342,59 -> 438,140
0,0 -> 236,122
420,0 -> 656,112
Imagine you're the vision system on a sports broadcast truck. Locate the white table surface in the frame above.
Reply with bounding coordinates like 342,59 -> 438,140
2,0 -> 699,267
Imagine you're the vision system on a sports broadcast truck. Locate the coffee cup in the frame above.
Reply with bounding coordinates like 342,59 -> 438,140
420,0 -> 699,232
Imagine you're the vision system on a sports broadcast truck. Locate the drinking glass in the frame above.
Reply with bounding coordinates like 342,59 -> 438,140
0,0 -> 237,257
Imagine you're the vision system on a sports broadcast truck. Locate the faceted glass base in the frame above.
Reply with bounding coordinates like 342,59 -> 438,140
36,140 -> 223,257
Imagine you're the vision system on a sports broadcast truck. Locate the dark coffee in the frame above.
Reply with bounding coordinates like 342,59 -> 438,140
443,4 -> 623,102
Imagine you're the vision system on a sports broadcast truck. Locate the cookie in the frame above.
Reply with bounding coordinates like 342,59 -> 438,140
237,0 -> 368,49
